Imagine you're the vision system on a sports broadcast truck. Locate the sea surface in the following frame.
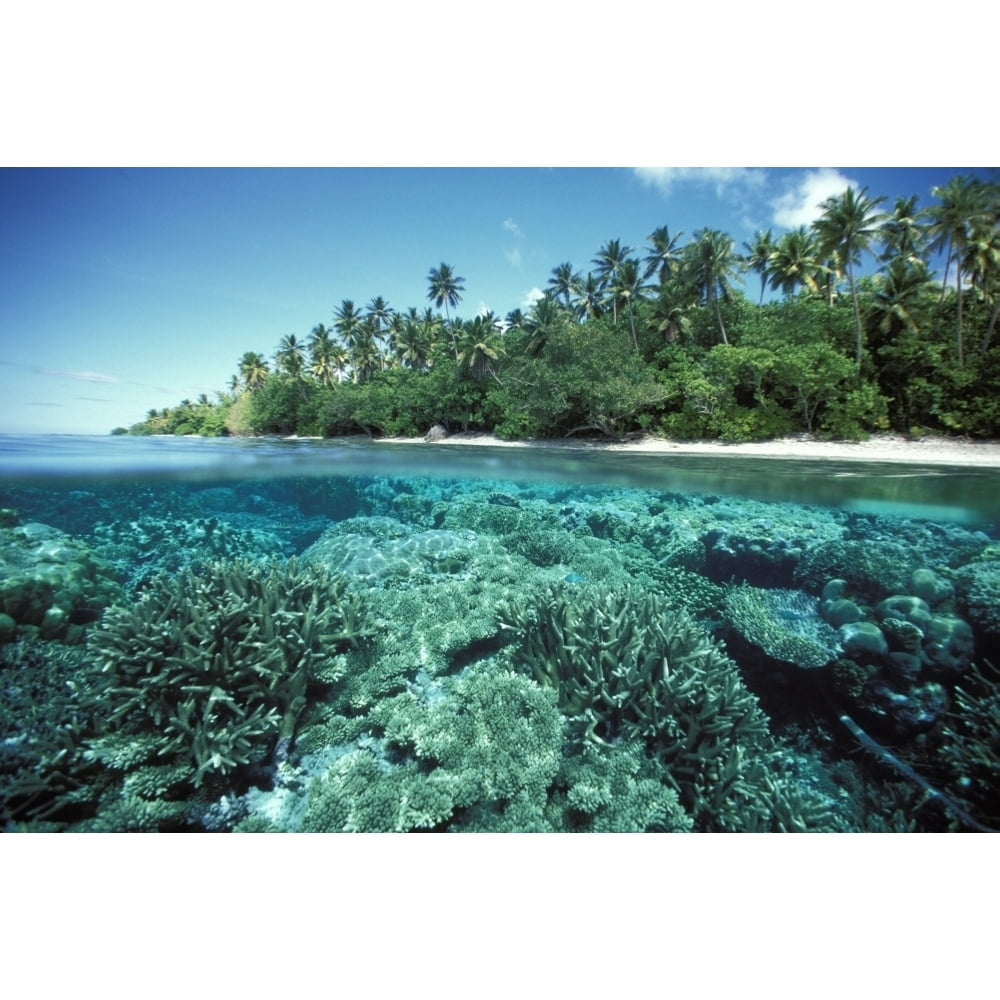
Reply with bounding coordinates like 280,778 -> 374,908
1,434 -> 998,832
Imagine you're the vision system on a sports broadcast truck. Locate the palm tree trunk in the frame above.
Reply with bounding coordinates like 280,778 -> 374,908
712,288 -> 728,345
956,272 -> 965,366
848,264 -> 863,369
982,300 -> 999,354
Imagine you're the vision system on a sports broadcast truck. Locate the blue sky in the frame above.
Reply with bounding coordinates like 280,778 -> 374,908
0,166 -> 989,434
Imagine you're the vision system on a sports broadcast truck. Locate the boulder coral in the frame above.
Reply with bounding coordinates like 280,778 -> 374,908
0,519 -> 121,643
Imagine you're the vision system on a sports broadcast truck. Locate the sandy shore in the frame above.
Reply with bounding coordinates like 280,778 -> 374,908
378,431 -> 1000,468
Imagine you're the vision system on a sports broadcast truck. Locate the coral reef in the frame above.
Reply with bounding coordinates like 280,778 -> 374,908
938,659 -> 1000,829
723,585 -> 842,669
498,581 -> 848,830
86,558 -> 371,789
0,517 -> 121,643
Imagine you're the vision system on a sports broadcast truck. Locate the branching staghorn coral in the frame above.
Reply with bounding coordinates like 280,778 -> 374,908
87,558 -> 372,787
497,581 -> 847,830
937,658 -> 1000,830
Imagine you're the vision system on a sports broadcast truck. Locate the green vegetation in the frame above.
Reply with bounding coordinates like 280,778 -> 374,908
125,174 -> 1000,442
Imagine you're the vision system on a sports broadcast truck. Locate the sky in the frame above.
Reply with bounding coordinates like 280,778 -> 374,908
0,165 -> 991,434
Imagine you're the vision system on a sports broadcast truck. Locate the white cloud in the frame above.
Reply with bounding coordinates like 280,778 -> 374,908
37,367 -> 120,383
504,247 -> 522,268
521,287 -> 545,310
502,217 -> 523,238
633,167 -> 767,199
770,168 -> 857,229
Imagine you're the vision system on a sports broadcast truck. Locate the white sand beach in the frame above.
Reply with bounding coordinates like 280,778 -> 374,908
383,431 -> 1000,468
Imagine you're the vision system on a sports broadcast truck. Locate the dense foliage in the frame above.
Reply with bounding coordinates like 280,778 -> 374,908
124,175 -> 1000,441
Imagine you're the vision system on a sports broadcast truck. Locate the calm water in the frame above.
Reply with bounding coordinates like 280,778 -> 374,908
2,435 -> 998,832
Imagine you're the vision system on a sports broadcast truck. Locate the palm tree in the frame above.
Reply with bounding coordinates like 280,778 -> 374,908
926,174 -> 994,363
768,227 -> 823,299
523,296 -> 570,357
547,262 -> 582,309
573,273 -> 605,321
455,315 -> 505,382
686,229 -> 743,345
504,308 -> 526,332
333,299 -> 365,351
308,324 -> 339,387
427,262 -> 465,357
643,226 -> 685,286
394,311 -> 433,371
650,276 -> 697,344
871,258 -> 937,338
879,195 -> 927,265
742,229 -> 777,305
814,185 -> 888,368
237,351 -> 269,392
275,334 -> 306,378
365,295 -> 394,369
348,331 -> 380,385
607,257 -> 653,349
591,239 -> 634,323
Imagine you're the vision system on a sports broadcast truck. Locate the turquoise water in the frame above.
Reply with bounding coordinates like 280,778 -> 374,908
1,435 -> 998,832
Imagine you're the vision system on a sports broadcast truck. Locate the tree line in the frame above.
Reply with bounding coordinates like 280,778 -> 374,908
122,173 -> 1000,442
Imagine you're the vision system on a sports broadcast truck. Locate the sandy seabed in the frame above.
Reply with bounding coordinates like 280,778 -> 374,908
379,431 -> 1000,468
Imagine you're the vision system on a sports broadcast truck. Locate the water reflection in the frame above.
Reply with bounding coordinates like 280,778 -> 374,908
0,435 -> 997,528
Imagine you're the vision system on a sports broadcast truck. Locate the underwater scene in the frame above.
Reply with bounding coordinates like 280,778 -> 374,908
1,435 -> 998,833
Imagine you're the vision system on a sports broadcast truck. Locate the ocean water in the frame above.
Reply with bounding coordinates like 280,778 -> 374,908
1,434 -> 998,832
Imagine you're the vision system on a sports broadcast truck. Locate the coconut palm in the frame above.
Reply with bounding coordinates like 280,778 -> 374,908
393,311 -> 432,371
879,195 -> 928,265
427,262 -> 465,357
275,334 -> 307,379
686,229 -> 743,345
871,258 -> 937,338
607,257 -> 653,349
365,295 -> 394,368
333,299 -> 365,351
591,239 -> 634,323
650,276 -> 697,344
455,314 -> 505,382
523,296 -> 570,357
927,175 -> 995,363
308,324 -> 340,387
238,351 -> 270,392
348,331 -> 380,385
768,227 -> 823,299
742,229 -> 777,305
643,226 -> 685,286
547,262 -> 582,309
814,185 -> 888,368
573,273 -> 605,321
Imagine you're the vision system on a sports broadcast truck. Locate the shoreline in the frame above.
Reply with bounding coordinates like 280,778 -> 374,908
374,431 -> 1000,468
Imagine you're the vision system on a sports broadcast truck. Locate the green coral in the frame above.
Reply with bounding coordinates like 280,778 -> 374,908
497,581 -> 842,830
86,557 -> 371,787
794,539 -> 919,603
549,741 -> 693,832
959,559 -> 1000,637
299,662 -> 565,832
939,659 -> 1000,829
724,585 -> 841,669
0,520 -> 122,642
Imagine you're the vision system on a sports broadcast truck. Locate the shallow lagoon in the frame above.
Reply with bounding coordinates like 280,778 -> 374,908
1,435 -> 998,832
